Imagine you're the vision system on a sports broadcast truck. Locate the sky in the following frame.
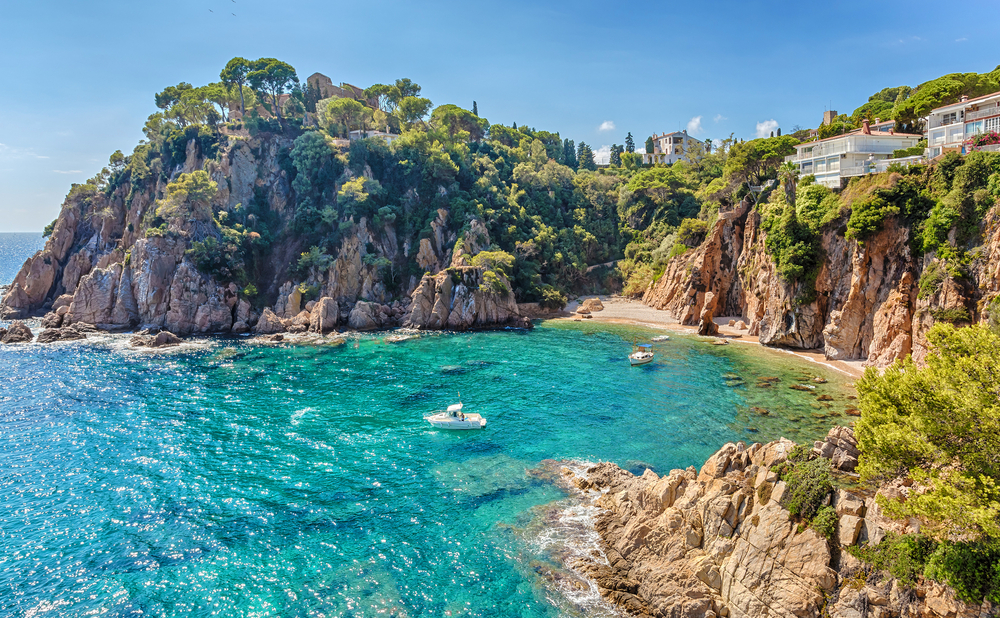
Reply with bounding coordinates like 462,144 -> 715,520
0,0 -> 996,231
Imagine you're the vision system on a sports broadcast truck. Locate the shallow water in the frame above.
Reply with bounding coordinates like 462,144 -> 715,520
0,322 -> 853,617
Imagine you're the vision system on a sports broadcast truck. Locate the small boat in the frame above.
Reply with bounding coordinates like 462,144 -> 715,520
651,335 -> 670,342
425,402 -> 487,430
629,343 -> 655,366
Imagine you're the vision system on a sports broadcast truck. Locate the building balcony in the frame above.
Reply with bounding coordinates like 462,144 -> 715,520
965,107 -> 1000,122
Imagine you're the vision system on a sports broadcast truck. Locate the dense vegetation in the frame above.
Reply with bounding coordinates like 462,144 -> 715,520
850,323 -> 1000,603
56,59 -> 1000,310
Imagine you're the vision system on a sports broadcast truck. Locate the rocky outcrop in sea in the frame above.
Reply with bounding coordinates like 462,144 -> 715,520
557,434 -> 996,618
642,193 -> 1000,367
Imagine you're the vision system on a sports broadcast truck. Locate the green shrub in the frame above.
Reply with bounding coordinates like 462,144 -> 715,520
812,506 -> 838,540
243,283 -> 258,298
930,307 -> 970,324
538,285 -> 567,310
917,262 -> 946,299
779,457 -> 833,521
924,539 -> 1000,604
848,533 -> 938,586
42,219 -> 57,238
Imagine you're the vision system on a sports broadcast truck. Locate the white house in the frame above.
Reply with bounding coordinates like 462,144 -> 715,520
925,91 -> 1000,158
349,129 -> 401,145
642,130 -> 703,165
785,120 -> 921,188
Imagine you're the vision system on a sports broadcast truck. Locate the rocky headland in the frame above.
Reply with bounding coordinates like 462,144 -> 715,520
0,133 -> 530,344
551,429 -> 997,618
641,191 -> 1000,369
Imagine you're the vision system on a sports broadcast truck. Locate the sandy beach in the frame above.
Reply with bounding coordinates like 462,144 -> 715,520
559,295 -> 866,380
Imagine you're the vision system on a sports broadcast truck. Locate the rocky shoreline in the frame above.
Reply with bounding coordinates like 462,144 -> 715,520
547,430 -> 996,618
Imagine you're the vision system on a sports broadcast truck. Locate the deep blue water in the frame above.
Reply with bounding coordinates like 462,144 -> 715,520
0,320 -> 854,617
0,232 -> 45,285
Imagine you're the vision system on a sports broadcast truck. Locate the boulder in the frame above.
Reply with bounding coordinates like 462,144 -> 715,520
130,330 -> 183,348
735,320 -> 748,330
813,426 -> 859,471
0,321 -> 33,344
287,310 -> 312,333
41,311 -> 63,329
36,326 -> 87,344
309,297 -> 339,333
231,320 -> 250,334
253,308 -> 286,334
579,297 -> 604,312
698,293 -> 720,336
348,301 -> 381,331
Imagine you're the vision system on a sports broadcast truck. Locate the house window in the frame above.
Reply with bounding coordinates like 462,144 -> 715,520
986,117 -> 1000,133
942,112 -> 958,125
966,121 -> 984,137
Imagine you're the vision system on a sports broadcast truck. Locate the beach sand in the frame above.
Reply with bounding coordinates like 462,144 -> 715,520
558,295 -> 866,380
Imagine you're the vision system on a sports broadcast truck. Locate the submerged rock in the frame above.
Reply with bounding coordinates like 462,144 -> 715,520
36,326 -> 87,343
130,330 -> 183,348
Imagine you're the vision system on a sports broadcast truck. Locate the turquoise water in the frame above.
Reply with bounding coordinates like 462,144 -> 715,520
0,323 -> 853,617
0,232 -> 45,285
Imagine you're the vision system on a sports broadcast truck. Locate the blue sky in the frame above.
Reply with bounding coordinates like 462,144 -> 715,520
0,0 -> 995,231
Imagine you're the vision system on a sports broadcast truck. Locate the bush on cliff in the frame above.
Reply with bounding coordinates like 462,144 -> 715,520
776,455 -> 834,521
855,323 -> 1000,540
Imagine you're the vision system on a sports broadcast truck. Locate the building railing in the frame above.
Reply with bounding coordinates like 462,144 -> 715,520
965,107 -> 1000,122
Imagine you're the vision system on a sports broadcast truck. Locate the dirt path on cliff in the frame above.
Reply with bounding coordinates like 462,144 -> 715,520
559,296 -> 866,380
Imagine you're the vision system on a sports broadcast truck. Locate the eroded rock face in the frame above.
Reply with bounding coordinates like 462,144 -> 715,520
309,297 -> 339,333
640,193 -> 1000,368
405,267 -> 525,331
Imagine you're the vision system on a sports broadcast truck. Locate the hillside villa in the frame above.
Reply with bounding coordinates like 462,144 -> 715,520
785,119 -> 921,188
642,130 -> 703,165
925,91 -> 1000,157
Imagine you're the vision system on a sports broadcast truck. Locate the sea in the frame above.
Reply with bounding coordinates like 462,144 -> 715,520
0,235 -> 856,617
0,232 -> 45,285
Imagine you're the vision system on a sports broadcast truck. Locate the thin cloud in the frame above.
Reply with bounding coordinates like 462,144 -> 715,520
592,145 -> 611,165
686,116 -> 703,134
714,114 -> 727,122
956,37 -> 968,42
756,119 -> 779,138
53,170 -> 82,174
598,121 -> 616,132
0,142 -> 48,160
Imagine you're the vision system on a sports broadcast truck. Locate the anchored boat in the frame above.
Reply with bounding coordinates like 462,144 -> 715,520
629,343 -> 655,366
425,402 -> 487,430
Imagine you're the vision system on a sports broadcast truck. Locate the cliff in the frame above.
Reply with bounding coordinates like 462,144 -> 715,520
642,189 -> 1000,368
0,133 -> 526,338
567,435 -> 997,618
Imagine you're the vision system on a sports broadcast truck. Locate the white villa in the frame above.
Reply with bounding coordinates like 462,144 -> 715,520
349,129 -> 400,144
785,120 -> 921,188
925,91 -> 1000,158
642,130 -> 703,165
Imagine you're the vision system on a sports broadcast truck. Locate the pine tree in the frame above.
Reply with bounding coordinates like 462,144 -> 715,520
577,142 -> 597,171
610,144 -> 623,167
770,131 -> 774,138
512,121 -> 517,130
777,127 -> 781,136
625,132 -> 635,153
564,139 -> 577,170
472,101 -> 478,116
645,136 -> 654,154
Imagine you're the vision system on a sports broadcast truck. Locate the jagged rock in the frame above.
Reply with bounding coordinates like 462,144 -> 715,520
287,310 -> 312,333
231,320 -> 250,334
253,308 -> 285,334
36,326 -> 87,344
348,301 -> 382,331
309,297 -> 339,333
41,311 -> 63,329
235,299 -> 251,325
67,264 -> 123,327
813,426 -> 859,471
131,330 -> 183,348
735,320 -> 748,330
698,292 -> 720,336
162,262 -> 233,334
1,321 -> 33,343
52,294 -> 74,313
405,266 -> 523,330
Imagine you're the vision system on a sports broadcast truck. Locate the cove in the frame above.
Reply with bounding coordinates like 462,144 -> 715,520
0,321 -> 853,617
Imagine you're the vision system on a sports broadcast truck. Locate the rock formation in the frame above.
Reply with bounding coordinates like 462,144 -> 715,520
0,132 -> 525,337
1,321 -> 33,344
405,266 -> 528,330
642,193 -> 1000,368
570,435 -> 996,618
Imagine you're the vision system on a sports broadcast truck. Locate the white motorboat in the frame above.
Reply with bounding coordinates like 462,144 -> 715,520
651,335 -> 670,342
629,343 -> 654,366
425,402 -> 487,430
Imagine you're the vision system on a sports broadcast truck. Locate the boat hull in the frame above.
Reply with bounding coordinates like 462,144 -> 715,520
629,355 -> 654,366
425,413 -> 487,430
